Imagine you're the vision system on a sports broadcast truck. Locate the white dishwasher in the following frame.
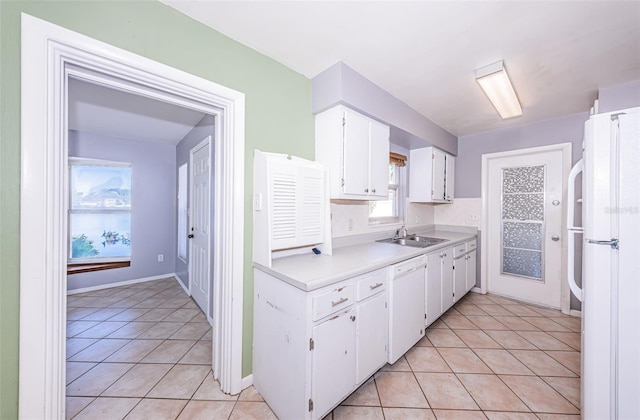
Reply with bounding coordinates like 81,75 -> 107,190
388,255 -> 426,364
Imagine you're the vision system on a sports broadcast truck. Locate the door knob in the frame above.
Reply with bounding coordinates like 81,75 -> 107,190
188,234 -> 194,238
551,235 -> 560,241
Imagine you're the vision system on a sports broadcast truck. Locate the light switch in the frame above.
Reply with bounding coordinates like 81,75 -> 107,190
254,193 -> 262,211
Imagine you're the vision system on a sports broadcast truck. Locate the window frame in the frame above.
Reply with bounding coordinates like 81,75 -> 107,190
68,157 -> 132,265
368,162 -> 405,225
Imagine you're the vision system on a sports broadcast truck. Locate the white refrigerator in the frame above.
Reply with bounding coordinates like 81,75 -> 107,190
567,107 -> 640,419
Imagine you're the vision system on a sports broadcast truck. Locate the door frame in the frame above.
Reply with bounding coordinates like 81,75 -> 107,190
480,143 -> 572,314
189,136 -> 212,320
20,14 -> 245,418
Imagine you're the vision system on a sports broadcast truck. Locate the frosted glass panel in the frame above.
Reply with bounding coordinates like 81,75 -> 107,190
503,194 -> 544,220
503,249 -> 542,279
503,166 -> 544,193
503,222 -> 542,249
501,165 -> 545,281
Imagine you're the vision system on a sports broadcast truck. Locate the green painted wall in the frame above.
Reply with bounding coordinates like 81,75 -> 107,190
0,1 -> 314,417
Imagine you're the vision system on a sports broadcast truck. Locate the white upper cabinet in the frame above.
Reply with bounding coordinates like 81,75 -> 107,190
409,146 -> 455,203
316,105 -> 390,200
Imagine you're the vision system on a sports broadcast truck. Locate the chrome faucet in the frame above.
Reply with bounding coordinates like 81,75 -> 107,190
394,225 -> 408,240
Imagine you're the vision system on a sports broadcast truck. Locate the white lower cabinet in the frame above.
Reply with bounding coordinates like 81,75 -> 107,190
253,267 -> 387,420
312,309 -> 356,417
426,246 -> 454,326
356,292 -> 387,384
454,239 -> 478,301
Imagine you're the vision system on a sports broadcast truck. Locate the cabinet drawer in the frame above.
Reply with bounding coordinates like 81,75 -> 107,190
313,285 -> 354,321
453,243 -> 467,258
356,270 -> 387,301
466,240 -> 477,251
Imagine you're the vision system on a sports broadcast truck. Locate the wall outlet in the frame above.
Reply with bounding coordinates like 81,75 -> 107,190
348,218 -> 353,231
157,254 -> 164,262
468,213 -> 479,221
415,216 -> 420,224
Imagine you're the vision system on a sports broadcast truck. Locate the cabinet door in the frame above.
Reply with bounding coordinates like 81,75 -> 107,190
441,249 -> 454,312
368,121 -> 390,199
454,257 -> 466,303
466,250 -> 477,292
342,110 -> 370,196
312,309 -> 356,418
445,154 -> 455,201
356,293 -> 387,384
426,252 -> 442,325
432,149 -> 446,201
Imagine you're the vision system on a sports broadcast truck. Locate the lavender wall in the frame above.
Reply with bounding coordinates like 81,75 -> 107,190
175,115 -> 215,317
598,80 -> 640,113
67,130 -> 177,291
455,112 -> 588,198
312,62 -> 458,155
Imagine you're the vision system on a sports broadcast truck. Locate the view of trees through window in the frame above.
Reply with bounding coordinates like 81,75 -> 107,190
70,162 -> 132,260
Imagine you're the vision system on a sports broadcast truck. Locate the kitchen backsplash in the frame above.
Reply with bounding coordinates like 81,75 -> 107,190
433,197 -> 482,229
331,199 -> 435,238
331,197 -> 481,238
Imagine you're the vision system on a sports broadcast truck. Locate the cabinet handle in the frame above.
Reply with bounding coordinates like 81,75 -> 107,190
331,297 -> 349,307
369,282 -> 384,290
350,315 -> 356,322
364,188 -> 369,193
372,188 -> 376,193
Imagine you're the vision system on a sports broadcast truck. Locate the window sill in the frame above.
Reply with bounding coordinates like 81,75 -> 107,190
67,261 -> 130,275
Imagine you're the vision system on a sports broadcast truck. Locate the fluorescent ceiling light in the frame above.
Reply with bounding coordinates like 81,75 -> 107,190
475,60 -> 522,119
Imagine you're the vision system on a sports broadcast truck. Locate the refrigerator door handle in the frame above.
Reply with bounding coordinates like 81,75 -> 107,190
567,159 -> 584,302
585,238 -> 619,250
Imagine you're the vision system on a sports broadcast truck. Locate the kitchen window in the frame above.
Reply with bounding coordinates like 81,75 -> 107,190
369,153 -> 406,224
68,158 -> 132,272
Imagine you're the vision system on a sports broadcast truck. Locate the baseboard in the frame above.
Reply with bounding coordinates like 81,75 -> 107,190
470,286 -> 484,294
67,273 -> 177,295
570,309 -> 582,318
175,274 -> 190,296
241,374 -> 253,390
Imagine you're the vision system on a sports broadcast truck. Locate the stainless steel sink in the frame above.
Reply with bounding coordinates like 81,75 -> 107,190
377,235 -> 448,248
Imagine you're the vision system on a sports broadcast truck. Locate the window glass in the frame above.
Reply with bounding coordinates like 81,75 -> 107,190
69,161 -> 132,262
369,163 -> 403,223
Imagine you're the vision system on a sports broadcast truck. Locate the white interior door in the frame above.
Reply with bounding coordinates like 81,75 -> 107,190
189,137 -> 211,315
485,146 -> 568,308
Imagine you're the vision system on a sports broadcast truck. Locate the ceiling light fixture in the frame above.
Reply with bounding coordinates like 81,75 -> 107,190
475,60 -> 522,119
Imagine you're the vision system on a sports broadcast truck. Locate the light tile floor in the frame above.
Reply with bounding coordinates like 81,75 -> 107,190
66,278 -> 581,419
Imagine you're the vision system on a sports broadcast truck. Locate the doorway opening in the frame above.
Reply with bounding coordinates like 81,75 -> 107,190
20,14 -> 245,418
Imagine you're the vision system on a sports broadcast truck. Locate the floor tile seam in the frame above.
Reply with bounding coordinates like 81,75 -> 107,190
449,372 -> 489,413
407,362 -> 434,410
540,350 -> 581,376
537,376 -> 581,411
505,348 -> 579,378
499,374 -> 580,414
450,325 -> 504,350
67,361 -> 136,398
433,345 -> 493,375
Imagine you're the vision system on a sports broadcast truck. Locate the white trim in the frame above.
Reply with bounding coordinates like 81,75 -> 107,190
570,309 -> 582,318
241,374 -> 254,390
20,14 -> 245,419
67,273 -> 177,295
175,273 -> 191,296
480,143 -> 572,313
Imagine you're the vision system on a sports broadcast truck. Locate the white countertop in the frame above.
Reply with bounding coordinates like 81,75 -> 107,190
254,229 -> 477,291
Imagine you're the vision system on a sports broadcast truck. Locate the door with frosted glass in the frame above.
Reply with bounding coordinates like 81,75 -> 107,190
485,146 -> 567,308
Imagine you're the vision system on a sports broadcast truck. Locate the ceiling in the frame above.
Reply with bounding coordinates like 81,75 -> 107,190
68,78 -> 207,145
162,0 -> 640,137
